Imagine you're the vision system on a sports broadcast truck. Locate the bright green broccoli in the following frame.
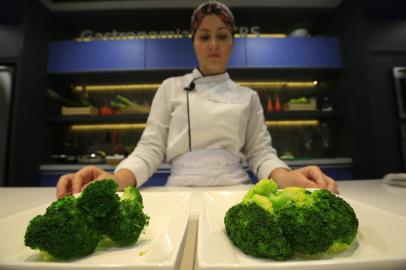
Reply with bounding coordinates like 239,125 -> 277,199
24,179 -> 149,260
102,186 -> 150,246
242,178 -> 278,202
77,179 -> 120,217
24,195 -> 102,260
224,179 -> 359,260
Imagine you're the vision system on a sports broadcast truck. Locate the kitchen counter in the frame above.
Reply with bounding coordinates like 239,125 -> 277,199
1,180 -> 405,269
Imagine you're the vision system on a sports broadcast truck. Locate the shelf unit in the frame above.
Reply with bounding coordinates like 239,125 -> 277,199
41,36 -> 352,185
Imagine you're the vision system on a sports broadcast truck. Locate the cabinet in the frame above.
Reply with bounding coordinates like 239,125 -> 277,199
42,37 -> 351,186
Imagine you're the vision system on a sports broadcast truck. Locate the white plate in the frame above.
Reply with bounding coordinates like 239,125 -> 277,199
0,192 -> 191,270
197,191 -> 406,270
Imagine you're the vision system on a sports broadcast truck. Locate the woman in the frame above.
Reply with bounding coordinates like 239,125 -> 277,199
57,1 -> 338,198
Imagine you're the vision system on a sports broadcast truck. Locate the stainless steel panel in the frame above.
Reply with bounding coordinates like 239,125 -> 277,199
0,66 -> 13,185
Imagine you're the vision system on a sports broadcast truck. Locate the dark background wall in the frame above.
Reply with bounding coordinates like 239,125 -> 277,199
1,1 -> 51,186
1,0 -> 406,185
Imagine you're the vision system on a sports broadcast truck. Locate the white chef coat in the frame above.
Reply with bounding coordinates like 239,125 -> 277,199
115,68 -> 289,187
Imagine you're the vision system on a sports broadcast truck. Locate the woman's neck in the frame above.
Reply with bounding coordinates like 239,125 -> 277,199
198,67 -> 227,76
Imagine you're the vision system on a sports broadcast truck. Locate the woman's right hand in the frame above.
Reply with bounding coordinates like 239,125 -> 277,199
56,166 -> 114,199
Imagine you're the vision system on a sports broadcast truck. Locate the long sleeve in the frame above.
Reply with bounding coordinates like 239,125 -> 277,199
115,81 -> 171,187
242,92 -> 290,180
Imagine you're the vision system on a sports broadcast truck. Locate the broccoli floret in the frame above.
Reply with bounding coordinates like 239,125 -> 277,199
24,196 -> 102,260
271,187 -> 358,255
121,184 -> 143,205
224,194 -> 293,261
242,179 -> 278,202
311,189 -> 359,253
224,180 -> 359,260
45,194 -> 77,215
102,186 -> 149,246
77,179 -> 120,217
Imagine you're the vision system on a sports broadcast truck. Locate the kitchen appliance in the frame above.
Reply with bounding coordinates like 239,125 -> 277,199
393,67 -> 406,119
0,65 -> 13,185
393,67 -> 406,170
401,124 -> 406,170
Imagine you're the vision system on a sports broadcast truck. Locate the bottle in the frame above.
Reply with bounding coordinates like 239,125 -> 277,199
275,94 -> 282,112
267,96 -> 273,112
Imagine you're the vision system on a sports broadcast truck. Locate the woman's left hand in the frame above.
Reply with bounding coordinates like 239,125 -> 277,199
271,166 -> 339,194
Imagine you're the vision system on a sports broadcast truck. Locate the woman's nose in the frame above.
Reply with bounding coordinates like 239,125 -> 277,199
209,38 -> 219,49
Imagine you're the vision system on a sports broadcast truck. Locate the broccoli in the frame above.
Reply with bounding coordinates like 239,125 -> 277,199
77,179 -> 120,217
24,195 -> 102,260
102,186 -> 149,246
311,189 -> 359,253
225,194 -> 294,261
242,178 -> 278,202
24,180 -> 149,260
224,179 -> 359,260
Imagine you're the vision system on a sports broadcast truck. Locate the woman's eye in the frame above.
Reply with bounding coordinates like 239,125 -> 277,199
198,35 -> 210,41
217,34 -> 229,41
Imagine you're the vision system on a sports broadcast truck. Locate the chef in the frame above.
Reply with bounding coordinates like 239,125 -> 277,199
57,1 -> 338,198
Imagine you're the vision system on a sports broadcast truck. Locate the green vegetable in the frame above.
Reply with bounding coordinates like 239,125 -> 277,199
289,97 -> 309,104
102,186 -> 149,246
225,196 -> 293,260
47,89 -> 92,107
24,195 -> 102,260
224,179 -> 359,260
77,179 -> 120,218
24,179 -> 149,260
110,100 -> 127,109
116,95 -> 138,107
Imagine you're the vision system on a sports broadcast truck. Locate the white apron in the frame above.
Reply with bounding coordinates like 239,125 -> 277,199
166,149 -> 251,186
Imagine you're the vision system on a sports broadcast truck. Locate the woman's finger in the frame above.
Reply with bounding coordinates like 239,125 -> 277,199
71,166 -> 93,194
326,175 -> 339,194
56,173 -> 75,198
71,166 -> 103,194
291,172 -> 318,189
305,166 -> 328,189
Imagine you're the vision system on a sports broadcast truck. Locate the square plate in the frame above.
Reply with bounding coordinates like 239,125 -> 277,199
197,191 -> 406,270
0,192 -> 191,270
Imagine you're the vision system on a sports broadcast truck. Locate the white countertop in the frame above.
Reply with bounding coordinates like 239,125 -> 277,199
1,179 -> 404,219
1,180 -> 405,270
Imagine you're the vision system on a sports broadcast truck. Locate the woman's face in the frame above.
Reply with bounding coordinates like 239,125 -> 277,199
193,14 -> 233,75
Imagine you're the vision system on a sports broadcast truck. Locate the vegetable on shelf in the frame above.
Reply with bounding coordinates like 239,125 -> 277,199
99,106 -> 115,116
47,89 -> 91,107
284,97 -> 317,111
110,95 -> 150,114
47,88 -> 97,116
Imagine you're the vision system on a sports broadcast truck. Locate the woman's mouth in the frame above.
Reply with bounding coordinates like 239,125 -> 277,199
208,54 -> 220,58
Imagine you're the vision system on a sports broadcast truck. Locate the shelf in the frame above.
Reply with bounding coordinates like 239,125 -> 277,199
265,111 -> 346,120
46,114 -> 149,124
46,111 -> 345,125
